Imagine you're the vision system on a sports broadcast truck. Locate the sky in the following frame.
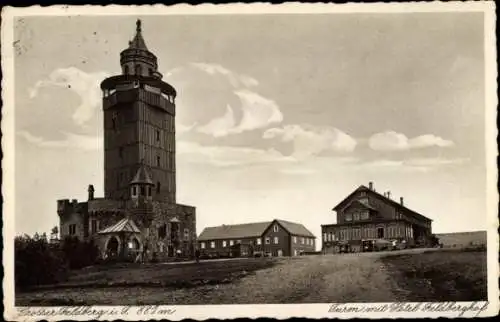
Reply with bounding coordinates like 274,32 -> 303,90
13,13 -> 489,247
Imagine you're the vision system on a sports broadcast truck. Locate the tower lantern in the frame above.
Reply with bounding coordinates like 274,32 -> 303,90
119,19 -> 162,79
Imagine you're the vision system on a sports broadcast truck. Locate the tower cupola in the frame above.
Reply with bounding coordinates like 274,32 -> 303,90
120,19 -> 163,79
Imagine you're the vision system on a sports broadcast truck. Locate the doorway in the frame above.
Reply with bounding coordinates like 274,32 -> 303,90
377,227 -> 385,239
106,236 -> 119,257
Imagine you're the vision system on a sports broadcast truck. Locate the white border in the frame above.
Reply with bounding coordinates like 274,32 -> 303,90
2,2 -> 498,320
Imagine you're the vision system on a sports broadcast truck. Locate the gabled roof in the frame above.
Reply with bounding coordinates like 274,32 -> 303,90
333,185 -> 432,222
198,221 -> 271,241
344,199 -> 377,211
274,219 -> 316,238
128,19 -> 148,51
130,164 -> 154,185
98,218 -> 141,234
198,219 -> 316,241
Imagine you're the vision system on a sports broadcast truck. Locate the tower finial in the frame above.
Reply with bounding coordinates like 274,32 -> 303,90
136,19 -> 142,32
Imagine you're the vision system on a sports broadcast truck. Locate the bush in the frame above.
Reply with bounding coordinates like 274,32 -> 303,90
15,234 -> 69,290
61,236 -> 100,269
15,234 -> 100,289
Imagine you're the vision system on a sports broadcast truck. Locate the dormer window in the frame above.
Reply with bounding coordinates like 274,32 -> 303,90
345,213 -> 352,221
273,224 -> 279,232
147,186 -> 151,196
140,186 -> 145,196
132,186 -> 137,196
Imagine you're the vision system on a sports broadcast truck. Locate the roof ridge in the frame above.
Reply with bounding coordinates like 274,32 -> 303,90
203,221 -> 272,229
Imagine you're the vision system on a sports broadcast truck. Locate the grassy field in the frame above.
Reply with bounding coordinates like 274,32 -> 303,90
381,249 -> 487,301
16,248 -> 487,306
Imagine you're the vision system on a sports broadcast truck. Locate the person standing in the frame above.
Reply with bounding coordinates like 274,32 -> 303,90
195,248 -> 200,263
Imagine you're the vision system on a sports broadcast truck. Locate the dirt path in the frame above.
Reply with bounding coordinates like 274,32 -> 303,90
18,250 -> 458,305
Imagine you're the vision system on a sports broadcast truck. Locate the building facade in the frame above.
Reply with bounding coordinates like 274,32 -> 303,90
321,182 -> 433,253
198,219 -> 316,257
57,20 -> 196,262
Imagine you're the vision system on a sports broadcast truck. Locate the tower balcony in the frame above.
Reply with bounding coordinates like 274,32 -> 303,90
102,86 -> 175,116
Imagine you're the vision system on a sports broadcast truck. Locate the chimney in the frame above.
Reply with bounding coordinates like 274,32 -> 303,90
400,197 -> 404,206
386,191 -> 391,199
368,181 -> 373,190
88,184 -> 95,200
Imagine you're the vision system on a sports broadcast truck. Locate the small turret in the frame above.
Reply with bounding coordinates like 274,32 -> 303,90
130,164 -> 154,202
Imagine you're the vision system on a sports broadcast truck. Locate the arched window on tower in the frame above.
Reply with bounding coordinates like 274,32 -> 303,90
135,64 -> 142,76
124,65 -> 129,75
149,68 -> 153,76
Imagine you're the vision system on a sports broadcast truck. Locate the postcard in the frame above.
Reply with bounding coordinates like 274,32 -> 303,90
2,2 -> 498,320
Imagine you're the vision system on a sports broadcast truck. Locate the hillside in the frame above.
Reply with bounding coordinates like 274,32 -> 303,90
436,231 -> 487,247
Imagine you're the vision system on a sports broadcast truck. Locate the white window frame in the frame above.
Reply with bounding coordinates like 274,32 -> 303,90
265,237 -> 270,244
273,224 -> 279,232
256,238 -> 261,245
274,236 -> 279,244
210,241 -> 215,248
301,237 -> 305,244
230,240 -> 234,246
200,242 -> 206,249
222,240 -> 227,247
345,213 -> 352,221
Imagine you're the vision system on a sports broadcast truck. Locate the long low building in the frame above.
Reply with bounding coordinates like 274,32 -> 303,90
198,219 -> 316,257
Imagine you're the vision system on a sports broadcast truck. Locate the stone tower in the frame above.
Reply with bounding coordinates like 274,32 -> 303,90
100,20 -> 176,203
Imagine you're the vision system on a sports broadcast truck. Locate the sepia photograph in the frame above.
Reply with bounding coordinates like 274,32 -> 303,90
1,2 -> 498,320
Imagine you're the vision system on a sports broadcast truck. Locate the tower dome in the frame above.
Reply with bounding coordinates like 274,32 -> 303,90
120,19 -> 163,79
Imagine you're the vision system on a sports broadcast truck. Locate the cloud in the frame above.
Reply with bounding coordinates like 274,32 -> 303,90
177,122 -> 198,135
190,63 -> 259,88
197,104 -> 236,137
408,134 -> 455,149
361,157 -> 468,172
18,130 -> 102,151
196,90 -> 283,137
166,62 -> 281,137
368,131 -> 454,151
177,141 -> 295,167
263,124 -> 357,158
29,67 -> 110,126
233,89 -> 283,131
